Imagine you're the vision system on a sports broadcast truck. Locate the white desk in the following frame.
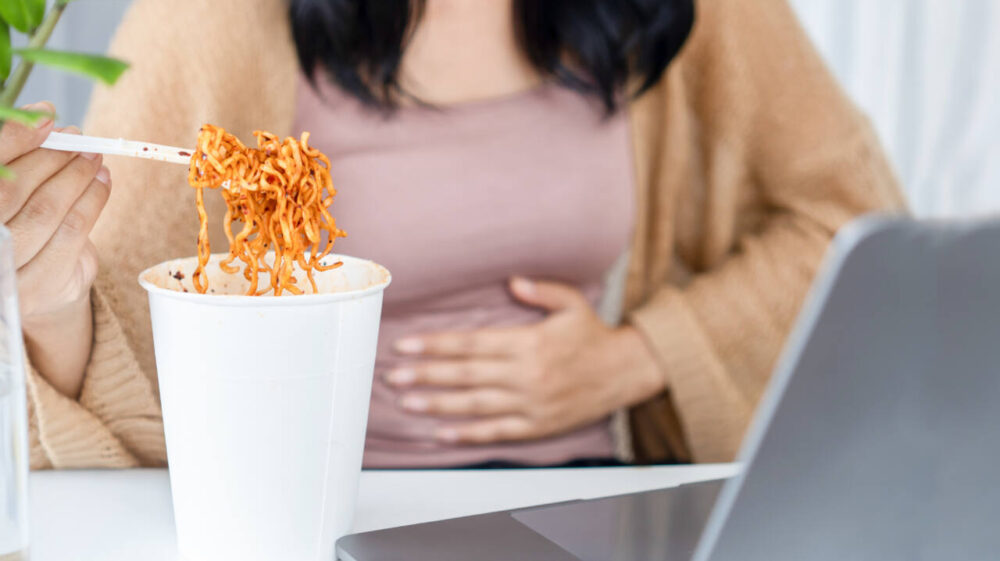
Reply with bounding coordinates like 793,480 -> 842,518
28,464 -> 738,561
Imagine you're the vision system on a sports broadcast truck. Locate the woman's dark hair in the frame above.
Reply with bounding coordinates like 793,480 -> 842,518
289,0 -> 695,113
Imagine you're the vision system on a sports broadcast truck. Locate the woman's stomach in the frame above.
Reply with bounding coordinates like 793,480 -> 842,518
362,282 -> 615,468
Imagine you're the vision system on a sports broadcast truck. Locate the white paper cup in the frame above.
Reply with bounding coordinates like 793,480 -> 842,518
139,253 -> 390,561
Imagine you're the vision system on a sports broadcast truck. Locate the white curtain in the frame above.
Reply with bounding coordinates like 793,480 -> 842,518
16,1 -> 130,131
789,0 -> 1000,218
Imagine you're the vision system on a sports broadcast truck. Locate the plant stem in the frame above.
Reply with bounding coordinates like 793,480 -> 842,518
0,4 -> 67,108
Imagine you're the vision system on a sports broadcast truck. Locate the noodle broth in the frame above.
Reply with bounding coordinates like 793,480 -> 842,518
141,253 -> 389,299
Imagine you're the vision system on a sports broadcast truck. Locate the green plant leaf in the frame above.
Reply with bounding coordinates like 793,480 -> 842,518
0,0 -> 45,33
0,22 -> 10,83
0,104 -> 51,125
12,48 -> 128,85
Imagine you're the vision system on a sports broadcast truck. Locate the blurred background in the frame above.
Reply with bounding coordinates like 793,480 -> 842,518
20,0 -> 1000,218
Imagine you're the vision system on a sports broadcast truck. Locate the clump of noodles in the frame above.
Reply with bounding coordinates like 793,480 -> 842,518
187,124 -> 346,295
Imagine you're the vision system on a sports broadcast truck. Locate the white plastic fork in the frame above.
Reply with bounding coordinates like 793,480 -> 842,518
40,131 -> 194,165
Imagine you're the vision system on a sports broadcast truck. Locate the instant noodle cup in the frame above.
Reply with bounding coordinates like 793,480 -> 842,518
139,253 -> 390,561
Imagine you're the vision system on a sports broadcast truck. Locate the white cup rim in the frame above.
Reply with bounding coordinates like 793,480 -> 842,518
138,253 -> 391,307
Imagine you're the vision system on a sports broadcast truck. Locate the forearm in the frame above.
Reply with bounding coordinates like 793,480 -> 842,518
22,293 -> 93,400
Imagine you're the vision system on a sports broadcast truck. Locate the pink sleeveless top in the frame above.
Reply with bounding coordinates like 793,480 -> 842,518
293,77 -> 635,468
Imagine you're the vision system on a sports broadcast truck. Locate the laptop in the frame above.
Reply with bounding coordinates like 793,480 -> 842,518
337,216 -> 1000,561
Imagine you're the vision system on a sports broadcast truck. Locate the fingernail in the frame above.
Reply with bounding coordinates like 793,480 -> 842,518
61,125 -> 80,135
386,368 -> 416,386
511,276 -> 535,296
95,166 -> 111,185
80,152 -> 100,160
395,338 -> 424,355
22,102 -> 54,129
436,428 -> 459,442
400,394 -> 428,412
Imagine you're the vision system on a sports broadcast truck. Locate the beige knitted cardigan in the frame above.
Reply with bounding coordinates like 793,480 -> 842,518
25,0 -> 904,469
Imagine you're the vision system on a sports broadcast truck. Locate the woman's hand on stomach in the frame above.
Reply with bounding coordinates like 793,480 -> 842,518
1,102 -> 112,399
385,277 -> 667,444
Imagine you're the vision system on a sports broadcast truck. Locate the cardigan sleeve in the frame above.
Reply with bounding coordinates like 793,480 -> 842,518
26,0 -> 297,469
24,0 -> 184,469
628,0 -> 908,462
27,282 -> 165,469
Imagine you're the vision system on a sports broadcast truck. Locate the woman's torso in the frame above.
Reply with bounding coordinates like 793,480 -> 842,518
292,76 -> 636,467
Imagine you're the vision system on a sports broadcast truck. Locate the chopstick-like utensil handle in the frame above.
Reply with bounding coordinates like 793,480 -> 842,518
41,131 -> 193,165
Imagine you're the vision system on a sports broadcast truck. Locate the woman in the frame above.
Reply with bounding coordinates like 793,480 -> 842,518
19,0 -> 904,469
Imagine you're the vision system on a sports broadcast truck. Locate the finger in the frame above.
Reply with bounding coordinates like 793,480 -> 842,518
384,360 -> 511,388
435,417 -> 535,444
77,239 -> 100,290
18,174 -> 111,304
509,276 -> 590,312
398,388 -> 522,417
0,130 -> 82,223
0,102 -> 56,164
7,154 -> 104,268
395,327 -> 523,358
